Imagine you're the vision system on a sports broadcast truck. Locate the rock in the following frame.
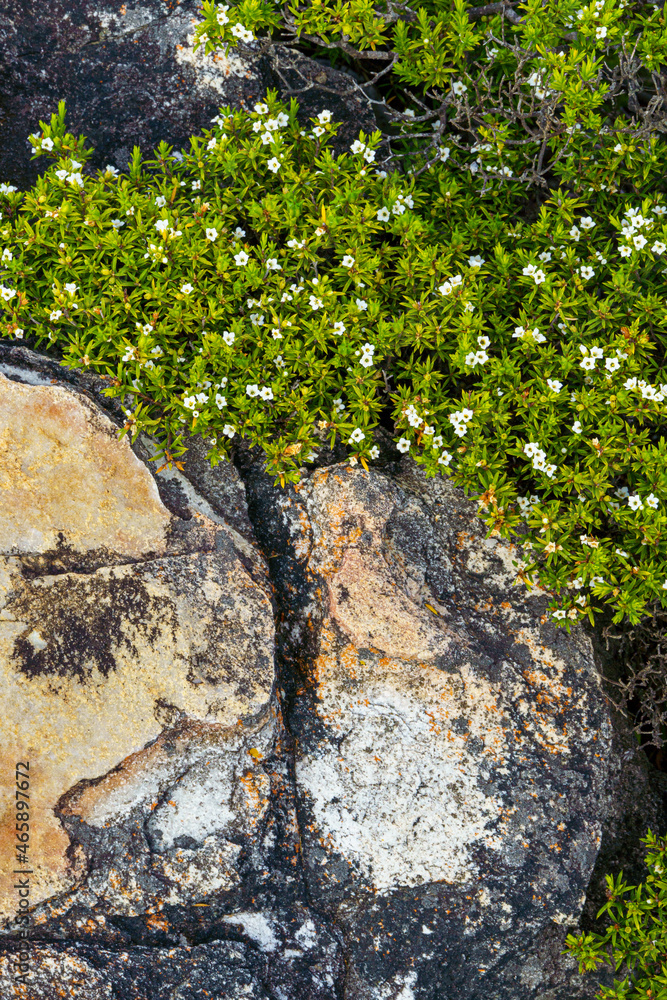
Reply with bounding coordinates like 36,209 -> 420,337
0,1 -> 377,190
237,455 -> 630,999
1,346 -> 666,999
0,929 -> 344,999
0,371 -> 275,920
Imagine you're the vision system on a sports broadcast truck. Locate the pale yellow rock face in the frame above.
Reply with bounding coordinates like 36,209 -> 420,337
0,376 -> 275,923
0,373 -> 170,558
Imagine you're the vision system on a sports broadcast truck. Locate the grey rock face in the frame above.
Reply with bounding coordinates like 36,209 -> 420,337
238,453 -> 626,1000
0,343 -> 666,999
0,1 -> 376,189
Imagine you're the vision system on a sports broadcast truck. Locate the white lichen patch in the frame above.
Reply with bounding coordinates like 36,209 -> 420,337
222,911 -> 279,952
297,646 -> 509,890
151,837 -> 242,902
0,948 -> 114,998
94,5 -> 156,36
174,30 -> 256,93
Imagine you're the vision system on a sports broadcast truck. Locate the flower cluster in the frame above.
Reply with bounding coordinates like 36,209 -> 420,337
523,441 -> 557,479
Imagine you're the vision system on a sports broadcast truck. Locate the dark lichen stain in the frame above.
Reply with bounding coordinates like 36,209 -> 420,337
10,571 -> 177,681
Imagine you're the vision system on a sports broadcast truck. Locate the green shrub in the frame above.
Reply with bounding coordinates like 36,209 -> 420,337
1,3 -> 667,628
566,831 -> 667,999
193,0 -> 667,184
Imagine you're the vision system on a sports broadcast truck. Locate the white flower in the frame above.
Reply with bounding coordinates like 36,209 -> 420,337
579,265 -> 595,279
260,386 -> 274,401
309,295 -> 323,310
55,169 -> 68,180
342,255 -> 355,268
363,148 -> 376,163
646,494 -> 659,509
538,251 -> 552,262
619,245 -> 632,258
250,313 -> 264,327
266,258 -> 281,271
231,22 -> 253,40
155,195 -> 167,208
234,250 -> 249,266
580,216 -> 596,230
396,438 -> 411,453
13,328 -> 23,339
572,421 -> 582,433
569,226 -> 581,241
49,309 -> 62,320
533,269 -> 546,284
267,157 -> 282,173
216,5 -> 230,24
111,219 -> 124,229
513,326 -> 526,339
392,200 -> 407,216
628,495 -> 644,511
451,81 -> 468,95
223,424 -> 236,438
651,242 -> 666,255
254,103 -> 268,114
206,227 -> 218,241
605,357 -> 620,372
477,336 -> 490,349
0,283 -> 15,302
468,255 -> 485,268
331,320 -> 346,335
181,283 -> 194,295
356,298 -> 368,311
41,137 -> 54,151
580,357 -> 596,370
350,140 -> 366,154
595,25 -> 608,39
246,384 -> 260,398
312,126 -> 325,137
369,445 -> 380,459
64,282 -> 78,296
349,428 -> 365,443
276,112 -> 289,127
547,379 -> 562,393
318,110 -> 332,124
68,173 -> 84,188
633,233 -> 648,250
155,219 -> 169,232
438,451 -> 453,466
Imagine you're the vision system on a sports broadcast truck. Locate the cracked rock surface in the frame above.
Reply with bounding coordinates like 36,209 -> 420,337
1,346 -> 666,999
0,370 -> 275,922
0,0 -> 377,190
